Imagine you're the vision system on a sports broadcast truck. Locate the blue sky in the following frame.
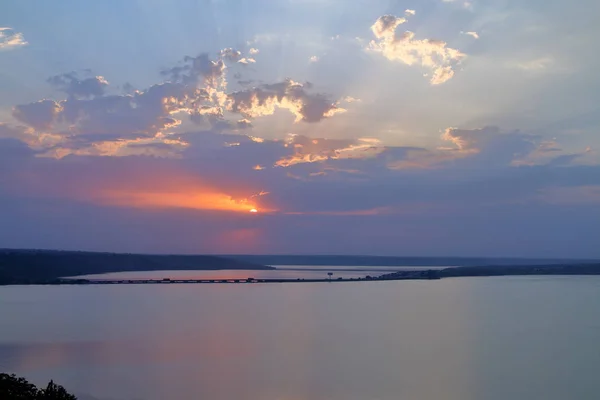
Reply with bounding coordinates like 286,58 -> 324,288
1,0 -> 599,257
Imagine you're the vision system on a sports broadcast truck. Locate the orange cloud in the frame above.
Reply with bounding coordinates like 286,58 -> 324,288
85,168 -> 275,213
97,188 -> 260,213
275,136 -> 385,167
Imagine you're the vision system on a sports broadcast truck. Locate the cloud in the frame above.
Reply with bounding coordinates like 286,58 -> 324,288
226,79 -> 346,123
220,48 -> 257,66
405,9 -> 416,16
342,96 -> 361,103
5,50 -> 351,161
2,121 -> 600,257
12,100 -> 63,130
309,55 -> 319,63
219,47 -> 242,62
439,126 -> 537,165
98,186 -> 261,213
56,82 -> 194,136
388,127 -> 559,169
275,135 -> 384,167
47,72 -> 110,98
161,53 -> 226,89
0,27 -> 27,50
237,57 -> 256,65
11,78 -> 203,158
1,3 -> 600,257
368,15 -> 466,84
2,150 -> 266,212
511,140 -> 592,167
370,15 -> 406,40
40,135 -> 189,159
0,122 -> 65,151
461,31 -> 479,39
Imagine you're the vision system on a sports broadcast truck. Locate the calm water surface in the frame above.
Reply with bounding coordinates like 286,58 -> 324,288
69,265 -> 450,281
1,276 -> 600,400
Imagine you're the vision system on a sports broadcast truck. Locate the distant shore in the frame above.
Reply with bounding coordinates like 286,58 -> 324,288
0,249 -> 271,286
1,249 -> 599,286
4,264 -> 600,286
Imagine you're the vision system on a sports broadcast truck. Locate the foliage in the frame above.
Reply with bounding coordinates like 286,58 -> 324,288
0,373 -> 77,400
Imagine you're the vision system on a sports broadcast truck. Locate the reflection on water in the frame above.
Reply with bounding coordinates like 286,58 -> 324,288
68,265 -> 451,281
1,276 -> 600,400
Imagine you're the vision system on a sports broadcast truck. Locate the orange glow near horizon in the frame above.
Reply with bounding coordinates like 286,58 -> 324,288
98,189 -> 260,213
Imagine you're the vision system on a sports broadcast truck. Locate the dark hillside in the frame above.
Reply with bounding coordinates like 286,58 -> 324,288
0,249 -> 272,285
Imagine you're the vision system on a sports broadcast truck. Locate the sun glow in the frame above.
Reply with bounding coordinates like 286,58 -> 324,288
98,189 -> 260,213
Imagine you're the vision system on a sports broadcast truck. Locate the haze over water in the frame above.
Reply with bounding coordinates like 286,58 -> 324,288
2,275 -> 600,400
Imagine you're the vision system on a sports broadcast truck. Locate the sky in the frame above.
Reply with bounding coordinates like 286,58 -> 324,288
1,0 -> 599,257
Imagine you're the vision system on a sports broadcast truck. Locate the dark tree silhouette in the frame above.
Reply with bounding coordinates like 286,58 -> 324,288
39,380 -> 76,400
0,373 -> 77,400
0,373 -> 39,399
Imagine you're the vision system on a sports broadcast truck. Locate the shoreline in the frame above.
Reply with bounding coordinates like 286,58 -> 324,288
3,264 -> 600,286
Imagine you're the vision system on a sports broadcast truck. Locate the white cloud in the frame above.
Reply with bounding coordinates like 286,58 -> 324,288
238,57 -> 256,65
405,9 -> 416,16
368,15 -> 466,85
0,27 -> 28,50
462,31 -> 479,39
248,48 -> 260,55
429,66 -> 456,85
226,79 -> 347,123
370,15 -> 406,40
309,55 -> 319,63
219,48 -> 242,62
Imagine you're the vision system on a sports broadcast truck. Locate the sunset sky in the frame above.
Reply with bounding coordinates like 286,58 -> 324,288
1,0 -> 599,257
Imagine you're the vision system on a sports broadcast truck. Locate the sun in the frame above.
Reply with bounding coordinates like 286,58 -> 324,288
249,208 -> 258,213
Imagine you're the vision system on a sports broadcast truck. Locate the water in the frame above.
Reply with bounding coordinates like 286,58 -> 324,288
67,265 -> 449,281
1,276 -> 600,400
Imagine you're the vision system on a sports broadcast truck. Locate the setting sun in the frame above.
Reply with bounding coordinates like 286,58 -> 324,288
249,208 -> 258,213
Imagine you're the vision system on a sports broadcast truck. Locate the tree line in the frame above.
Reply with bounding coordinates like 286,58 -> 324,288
1,373 -> 76,400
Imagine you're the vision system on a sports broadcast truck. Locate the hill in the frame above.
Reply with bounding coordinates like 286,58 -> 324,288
0,249 -> 272,285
